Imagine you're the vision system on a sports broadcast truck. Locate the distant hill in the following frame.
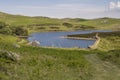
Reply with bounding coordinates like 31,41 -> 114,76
80,18 -> 120,30
0,12 -> 120,32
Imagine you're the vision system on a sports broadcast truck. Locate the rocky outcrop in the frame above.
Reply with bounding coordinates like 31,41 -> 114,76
13,44 -> 20,48
0,50 -> 20,61
27,40 -> 40,47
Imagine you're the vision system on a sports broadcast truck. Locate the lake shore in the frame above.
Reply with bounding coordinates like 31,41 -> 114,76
60,36 -> 96,40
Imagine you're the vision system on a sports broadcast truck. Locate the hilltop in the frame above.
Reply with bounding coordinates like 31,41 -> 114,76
0,12 -> 120,33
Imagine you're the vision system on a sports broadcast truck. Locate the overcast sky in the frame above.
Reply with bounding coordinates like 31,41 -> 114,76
0,0 -> 120,18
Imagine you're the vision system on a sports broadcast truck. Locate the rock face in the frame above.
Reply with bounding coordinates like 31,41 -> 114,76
13,44 -> 20,48
0,51 -> 20,61
28,40 -> 40,47
7,51 -> 20,61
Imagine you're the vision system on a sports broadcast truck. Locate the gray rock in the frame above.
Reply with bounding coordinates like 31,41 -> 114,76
0,50 -> 20,61
13,44 -> 20,48
28,40 -> 40,47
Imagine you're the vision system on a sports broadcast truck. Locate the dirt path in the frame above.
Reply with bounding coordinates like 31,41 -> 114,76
85,54 -> 120,80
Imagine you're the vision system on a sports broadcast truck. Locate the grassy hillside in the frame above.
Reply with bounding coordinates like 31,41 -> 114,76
0,11 -> 120,80
0,12 -> 120,32
0,12 -> 61,25
0,32 -> 120,80
80,18 -> 120,30
0,34 -> 95,80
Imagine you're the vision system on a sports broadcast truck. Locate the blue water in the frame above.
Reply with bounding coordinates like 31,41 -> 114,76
28,30 -> 110,48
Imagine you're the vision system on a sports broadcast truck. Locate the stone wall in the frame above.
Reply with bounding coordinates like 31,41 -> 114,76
88,35 -> 100,49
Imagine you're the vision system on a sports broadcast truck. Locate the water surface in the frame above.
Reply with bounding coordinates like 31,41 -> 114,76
28,30 -> 110,48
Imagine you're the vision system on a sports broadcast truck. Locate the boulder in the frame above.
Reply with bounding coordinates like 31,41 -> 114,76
28,40 -> 40,47
13,44 -> 20,48
0,50 -> 20,61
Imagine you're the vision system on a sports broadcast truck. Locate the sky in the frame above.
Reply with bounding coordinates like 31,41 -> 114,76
0,0 -> 120,18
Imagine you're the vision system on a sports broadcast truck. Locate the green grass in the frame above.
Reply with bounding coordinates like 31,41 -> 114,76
0,12 -> 120,33
96,31 -> 120,69
97,49 -> 120,67
0,11 -> 120,80
65,31 -> 120,69
0,48 -> 93,80
67,31 -> 120,50
0,30 -> 120,80
0,34 -> 95,80
98,36 -> 120,51
80,18 -> 120,30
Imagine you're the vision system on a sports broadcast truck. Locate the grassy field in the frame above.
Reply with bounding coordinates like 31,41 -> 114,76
80,18 -> 120,30
0,12 -> 120,33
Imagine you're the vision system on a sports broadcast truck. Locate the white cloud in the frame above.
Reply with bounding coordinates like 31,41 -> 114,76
117,1 -> 120,8
110,2 -> 116,9
109,1 -> 120,9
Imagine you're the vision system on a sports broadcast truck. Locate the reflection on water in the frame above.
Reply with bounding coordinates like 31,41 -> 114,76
28,30 -> 110,48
